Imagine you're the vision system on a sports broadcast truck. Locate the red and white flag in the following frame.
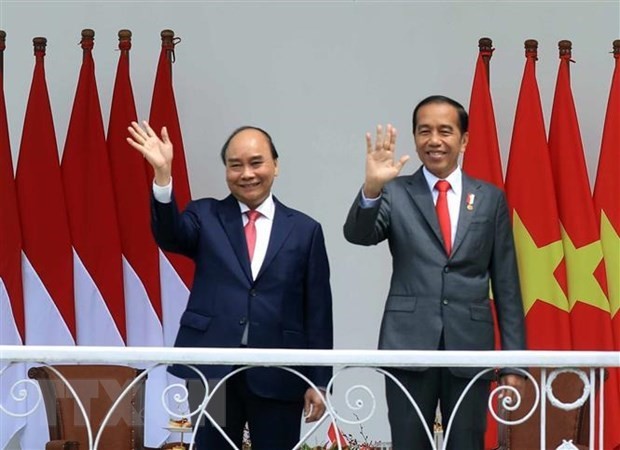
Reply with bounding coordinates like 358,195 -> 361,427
0,32 -> 27,449
107,30 -> 170,448
462,40 -> 503,449
148,30 -> 194,346
327,422 -> 349,449
61,30 -> 125,346
15,37 -> 75,450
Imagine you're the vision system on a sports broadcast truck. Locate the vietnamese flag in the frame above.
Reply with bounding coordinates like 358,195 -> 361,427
593,41 -> 620,353
548,41 -> 620,449
505,41 -> 572,350
61,30 -> 125,345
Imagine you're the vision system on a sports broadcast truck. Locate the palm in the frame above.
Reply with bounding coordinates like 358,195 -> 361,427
365,124 -> 409,192
142,133 -> 172,169
127,121 -> 173,178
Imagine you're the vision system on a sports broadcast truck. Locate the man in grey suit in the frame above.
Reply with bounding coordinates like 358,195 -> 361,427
344,95 -> 526,450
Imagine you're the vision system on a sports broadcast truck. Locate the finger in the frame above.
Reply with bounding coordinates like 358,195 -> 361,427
390,126 -> 398,148
127,126 -> 145,144
133,120 -> 150,137
142,120 -> 156,138
161,126 -> 170,144
303,397 -> 311,419
384,124 -> 393,149
396,155 -> 410,170
126,137 -> 146,154
374,124 -> 384,151
365,132 -> 373,154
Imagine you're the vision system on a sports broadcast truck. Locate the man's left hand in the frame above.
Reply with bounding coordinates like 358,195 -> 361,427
499,373 -> 525,405
303,388 -> 326,423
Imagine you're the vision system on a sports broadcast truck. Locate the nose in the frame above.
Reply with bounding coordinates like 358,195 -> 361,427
241,164 -> 254,179
428,131 -> 441,146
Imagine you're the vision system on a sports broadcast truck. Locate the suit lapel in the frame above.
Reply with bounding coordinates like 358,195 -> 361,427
256,197 -> 294,281
452,174 -> 483,256
405,169 -> 445,250
218,195 -> 253,282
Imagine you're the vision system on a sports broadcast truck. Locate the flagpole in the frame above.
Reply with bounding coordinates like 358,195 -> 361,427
0,30 -> 5,77
558,40 -> 573,80
161,29 -> 176,77
478,37 -> 493,84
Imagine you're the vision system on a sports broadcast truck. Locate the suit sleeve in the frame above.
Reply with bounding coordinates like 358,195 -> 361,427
489,192 -> 526,351
343,187 -> 391,246
151,193 -> 200,258
304,223 -> 333,387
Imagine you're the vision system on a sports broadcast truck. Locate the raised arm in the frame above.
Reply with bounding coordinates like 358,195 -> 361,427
126,120 -> 173,186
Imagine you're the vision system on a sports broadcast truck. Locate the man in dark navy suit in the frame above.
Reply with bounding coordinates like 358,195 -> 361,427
128,122 -> 333,450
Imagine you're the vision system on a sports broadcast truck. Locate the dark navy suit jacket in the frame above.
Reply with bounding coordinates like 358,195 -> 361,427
152,193 -> 333,401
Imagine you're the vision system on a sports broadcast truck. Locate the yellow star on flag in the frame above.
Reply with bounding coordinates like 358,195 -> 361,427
600,211 -> 619,317
512,211 -> 569,314
560,225 -> 611,312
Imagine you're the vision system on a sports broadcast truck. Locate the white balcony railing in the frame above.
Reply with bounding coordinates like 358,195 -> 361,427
1,346 -> 619,450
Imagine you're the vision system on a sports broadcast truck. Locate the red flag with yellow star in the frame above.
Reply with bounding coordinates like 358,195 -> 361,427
548,43 -> 620,449
505,43 -> 572,350
593,42 -> 620,352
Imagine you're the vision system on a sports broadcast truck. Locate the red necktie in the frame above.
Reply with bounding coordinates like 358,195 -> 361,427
435,180 -> 452,255
244,210 -> 260,261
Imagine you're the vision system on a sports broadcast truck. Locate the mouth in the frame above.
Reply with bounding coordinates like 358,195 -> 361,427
239,181 -> 260,190
426,150 -> 446,160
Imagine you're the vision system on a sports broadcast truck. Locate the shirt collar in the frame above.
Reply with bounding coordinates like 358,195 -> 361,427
238,194 -> 275,220
422,166 -> 462,196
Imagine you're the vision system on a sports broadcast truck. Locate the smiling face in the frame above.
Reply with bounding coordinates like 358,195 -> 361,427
224,128 -> 279,209
413,102 -> 468,179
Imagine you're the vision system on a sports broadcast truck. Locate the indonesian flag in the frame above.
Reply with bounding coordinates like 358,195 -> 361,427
148,30 -> 193,346
462,42 -> 503,450
548,47 -> 620,449
327,422 -> 349,449
0,38 -> 27,448
505,45 -> 572,350
61,31 -> 125,346
593,45 -> 620,353
15,37 -> 75,450
107,30 -> 169,448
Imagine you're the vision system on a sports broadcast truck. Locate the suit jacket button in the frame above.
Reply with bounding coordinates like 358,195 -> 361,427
442,299 -> 449,305
250,289 -> 257,297
239,317 -> 247,325
443,266 -> 450,273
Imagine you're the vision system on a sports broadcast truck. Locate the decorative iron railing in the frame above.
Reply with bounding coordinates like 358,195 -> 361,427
1,346 -> 618,450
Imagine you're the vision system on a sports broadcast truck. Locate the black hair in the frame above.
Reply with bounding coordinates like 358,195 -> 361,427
412,95 -> 469,135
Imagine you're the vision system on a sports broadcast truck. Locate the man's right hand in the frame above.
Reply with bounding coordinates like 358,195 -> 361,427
363,124 -> 410,198
127,121 -> 173,186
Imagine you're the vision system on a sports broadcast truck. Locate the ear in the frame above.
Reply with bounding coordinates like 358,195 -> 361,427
274,159 -> 279,176
460,131 -> 469,153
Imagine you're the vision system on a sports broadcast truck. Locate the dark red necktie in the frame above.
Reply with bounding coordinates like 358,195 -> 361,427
435,180 -> 452,255
244,210 -> 260,261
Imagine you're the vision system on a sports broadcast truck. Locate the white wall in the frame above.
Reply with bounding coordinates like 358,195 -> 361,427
2,0 -> 618,445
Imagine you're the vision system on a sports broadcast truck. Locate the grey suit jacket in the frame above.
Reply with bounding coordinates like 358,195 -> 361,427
343,168 -> 525,378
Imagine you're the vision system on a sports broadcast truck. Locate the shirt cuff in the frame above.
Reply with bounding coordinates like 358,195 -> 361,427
359,188 -> 381,208
153,178 -> 172,203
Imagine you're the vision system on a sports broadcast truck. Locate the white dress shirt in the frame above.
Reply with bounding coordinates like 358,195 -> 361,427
360,166 -> 463,244
153,178 -> 273,280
